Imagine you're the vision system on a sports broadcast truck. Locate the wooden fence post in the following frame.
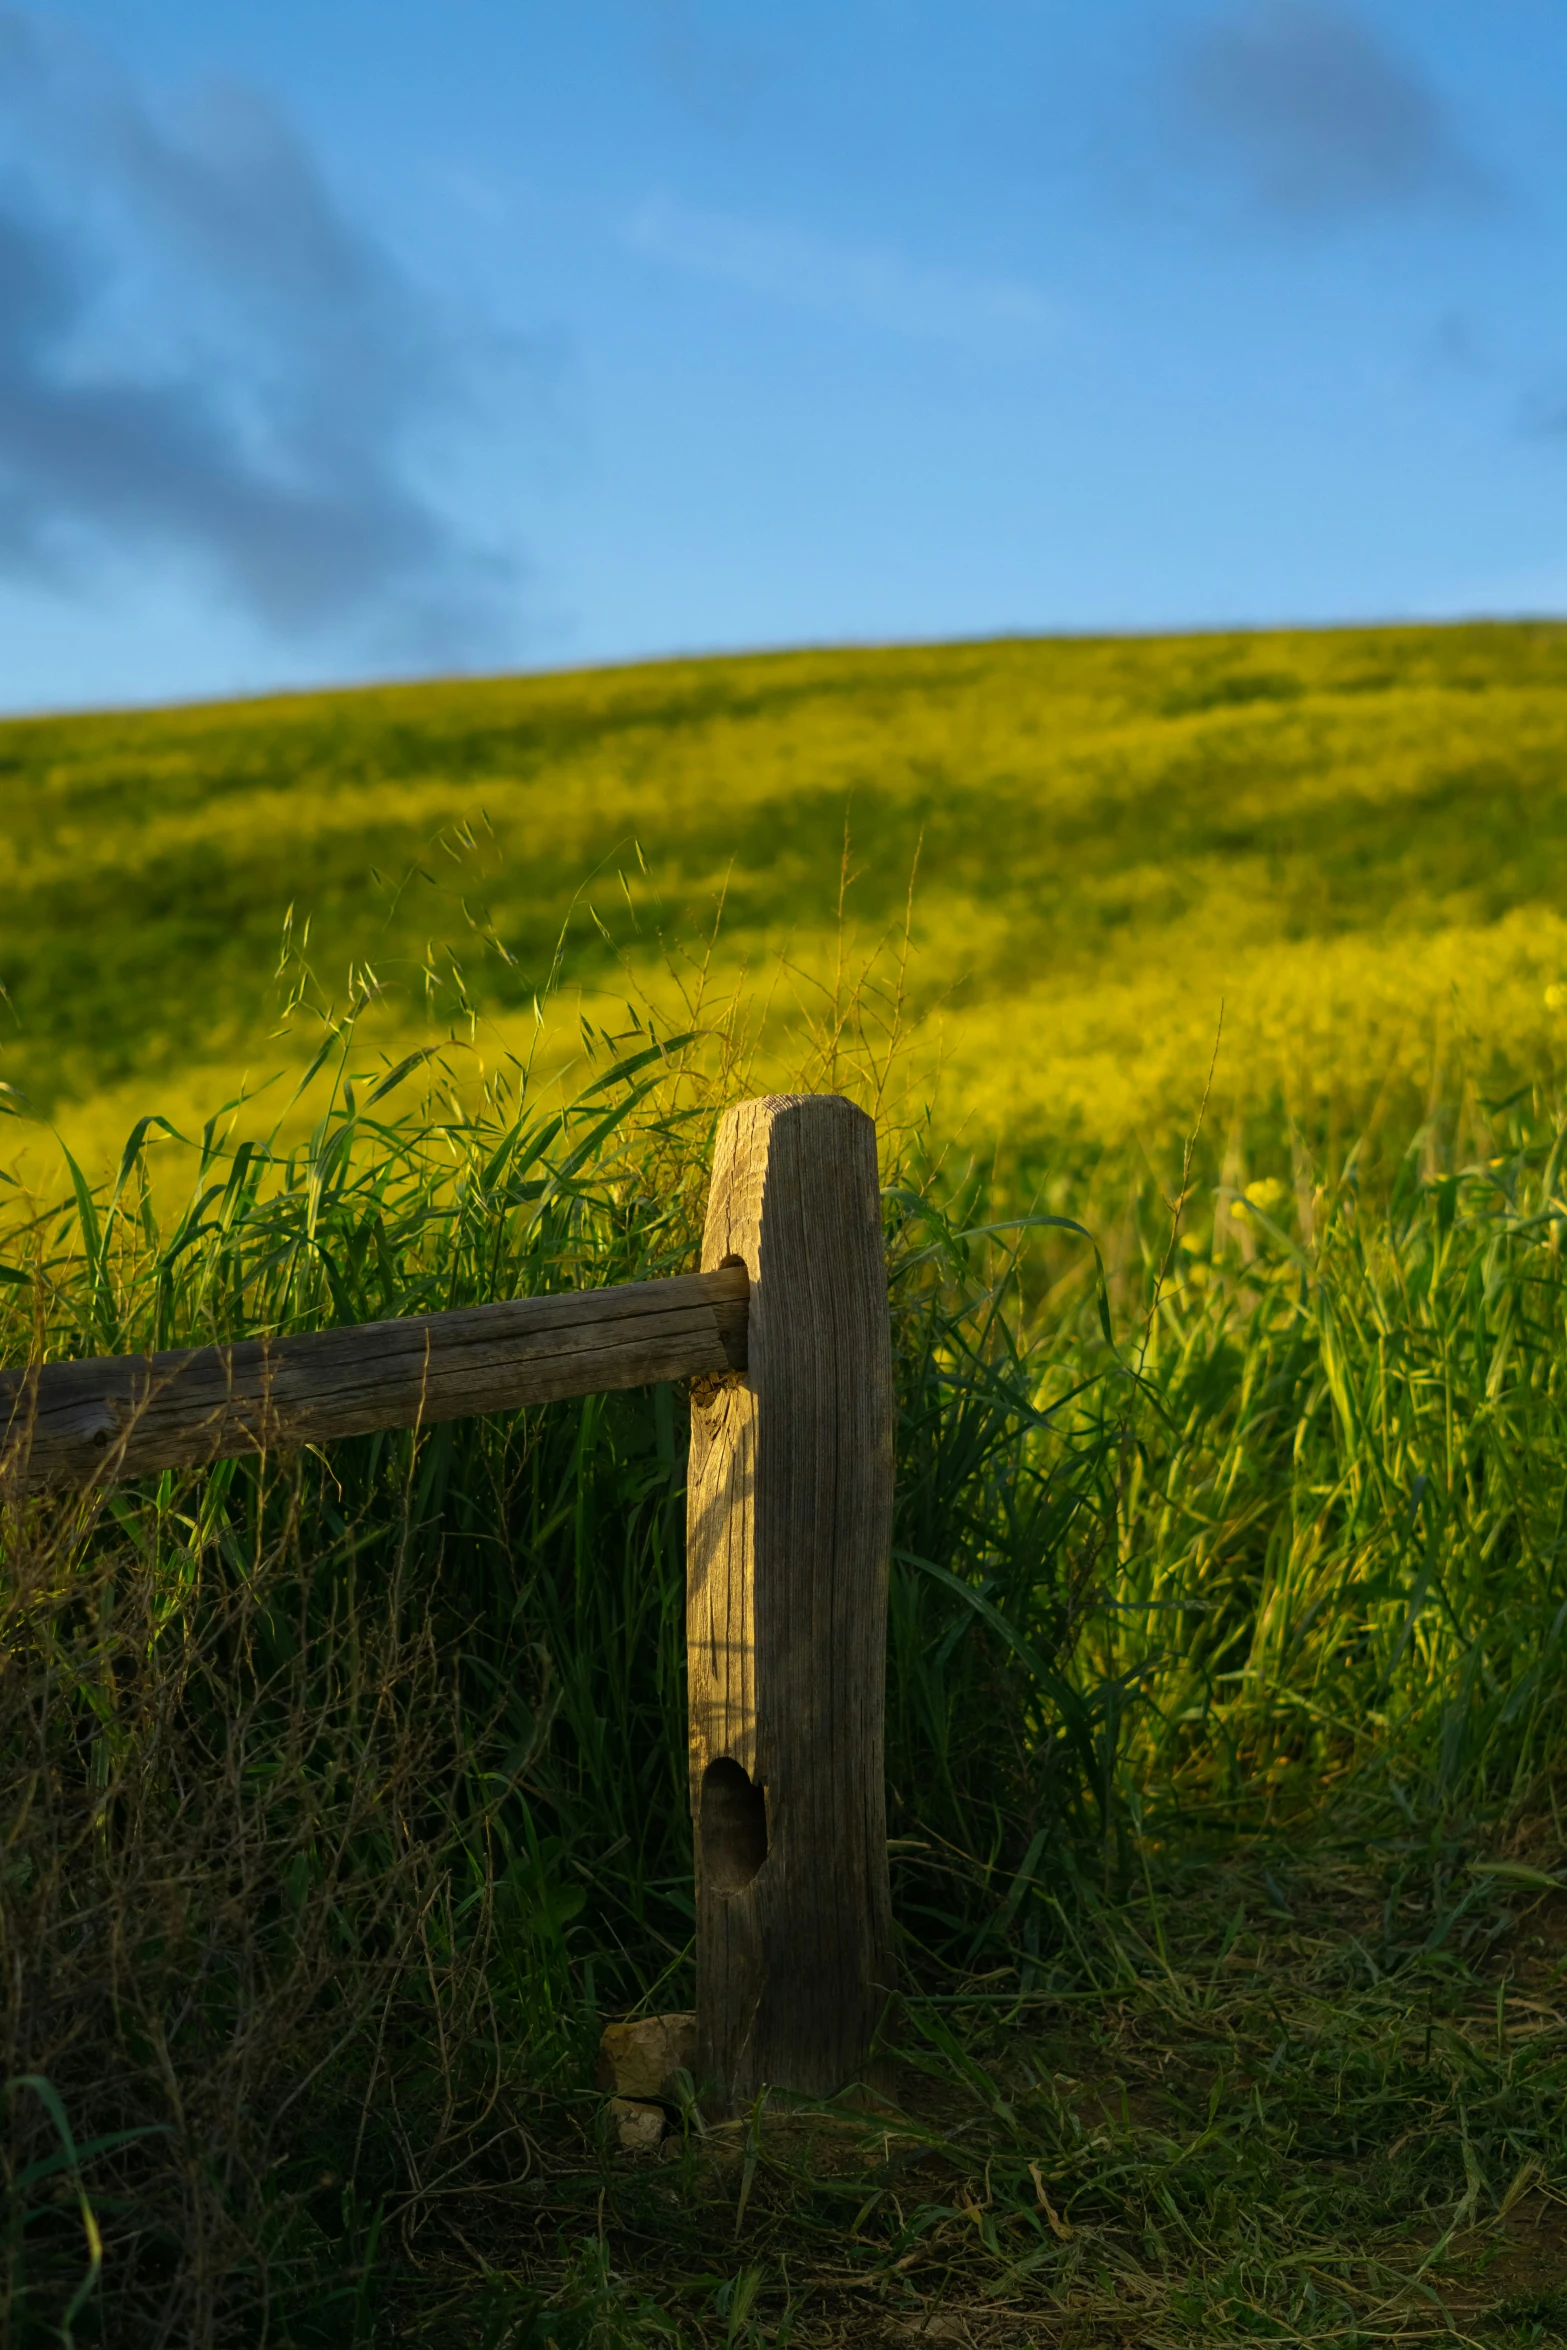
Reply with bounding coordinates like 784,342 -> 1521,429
686,1095 -> 895,2108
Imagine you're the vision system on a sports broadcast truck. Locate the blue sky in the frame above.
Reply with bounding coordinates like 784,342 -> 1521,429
0,0 -> 1564,711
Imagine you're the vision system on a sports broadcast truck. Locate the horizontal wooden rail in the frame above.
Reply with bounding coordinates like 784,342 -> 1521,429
2,1089 -> 896,2115
0,1265 -> 749,1491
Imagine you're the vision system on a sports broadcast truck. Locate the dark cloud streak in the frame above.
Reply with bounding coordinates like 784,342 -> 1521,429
1179,2 -> 1493,221
0,12 -> 517,656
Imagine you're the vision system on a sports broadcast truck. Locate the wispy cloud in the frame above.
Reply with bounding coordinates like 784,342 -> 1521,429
628,194 -> 1057,344
1518,375 -> 1567,440
0,10 -> 520,657
1176,2 -> 1493,220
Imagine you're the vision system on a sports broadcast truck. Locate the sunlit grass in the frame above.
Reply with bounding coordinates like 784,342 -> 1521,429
8,625 -> 1567,2340
9,619 -> 1567,1200
7,1008 -> 1567,2339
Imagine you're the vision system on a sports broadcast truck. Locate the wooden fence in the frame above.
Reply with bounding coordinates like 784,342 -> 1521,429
0,1092 -> 895,2112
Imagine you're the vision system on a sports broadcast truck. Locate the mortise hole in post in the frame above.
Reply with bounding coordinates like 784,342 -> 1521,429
700,1757 -> 768,1895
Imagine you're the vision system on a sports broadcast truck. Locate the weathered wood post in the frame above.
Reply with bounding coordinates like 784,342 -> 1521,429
686,1094 -> 895,2108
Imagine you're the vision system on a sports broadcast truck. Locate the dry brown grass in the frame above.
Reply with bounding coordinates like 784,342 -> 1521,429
0,1467 -> 527,2345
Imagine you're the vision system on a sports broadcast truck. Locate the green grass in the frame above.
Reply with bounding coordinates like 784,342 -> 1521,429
8,627 -> 1567,2342
7,1030 -> 1567,2344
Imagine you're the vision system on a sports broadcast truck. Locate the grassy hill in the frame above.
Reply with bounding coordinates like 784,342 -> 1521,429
8,620 -> 1567,1195
11,625 -> 1567,2345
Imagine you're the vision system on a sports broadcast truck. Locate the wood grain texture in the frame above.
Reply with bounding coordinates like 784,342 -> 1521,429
1,1267 -> 749,1490
687,1094 -> 896,2107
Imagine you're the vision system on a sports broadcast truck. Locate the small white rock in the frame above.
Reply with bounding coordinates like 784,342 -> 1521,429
607,2096 -> 666,2153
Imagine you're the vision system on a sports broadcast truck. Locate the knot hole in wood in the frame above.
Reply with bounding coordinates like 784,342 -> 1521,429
700,1757 -> 767,1895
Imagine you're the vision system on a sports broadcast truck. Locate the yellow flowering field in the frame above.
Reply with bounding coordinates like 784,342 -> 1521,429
4,619 -> 1567,1200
